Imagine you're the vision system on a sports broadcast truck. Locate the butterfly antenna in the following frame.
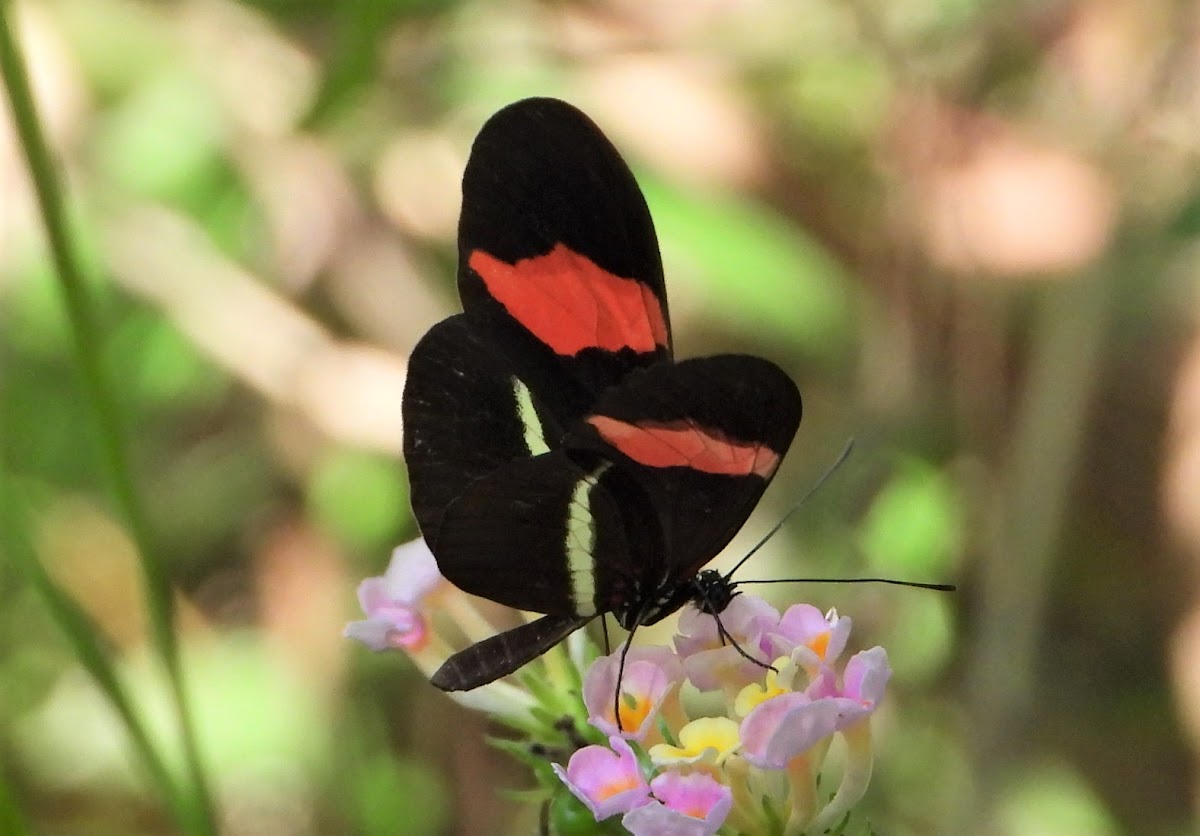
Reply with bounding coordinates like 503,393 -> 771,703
738,577 -> 956,591
725,438 -> 855,581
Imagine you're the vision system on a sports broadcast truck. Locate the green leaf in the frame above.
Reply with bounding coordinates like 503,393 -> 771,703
0,770 -> 31,836
106,312 -> 227,409
307,449 -> 407,552
998,763 -> 1120,836
547,788 -> 627,835
488,736 -> 545,770
639,176 -> 853,359
92,70 -> 226,203
884,594 -> 955,682
349,755 -> 448,836
784,52 -> 889,146
53,0 -> 177,98
858,457 -> 962,577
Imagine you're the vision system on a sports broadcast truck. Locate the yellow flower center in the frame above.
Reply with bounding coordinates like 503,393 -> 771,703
649,717 -> 740,765
616,692 -> 651,732
807,630 -> 830,659
597,774 -> 640,801
734,658 -> 793,716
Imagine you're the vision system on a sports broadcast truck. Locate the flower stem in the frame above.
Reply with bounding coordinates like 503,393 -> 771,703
0,6 -> 215,833
809,722 -> 874,833
442,593 -> 501,645
783,752 -> 816,835
723,756 -> 761,834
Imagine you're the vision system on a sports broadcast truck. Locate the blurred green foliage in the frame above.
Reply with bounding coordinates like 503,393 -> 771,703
307,450 -> 409,552
2,0 -> 1197,834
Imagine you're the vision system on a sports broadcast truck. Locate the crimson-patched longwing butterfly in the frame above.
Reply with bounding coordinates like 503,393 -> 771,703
401,98 -> 802,691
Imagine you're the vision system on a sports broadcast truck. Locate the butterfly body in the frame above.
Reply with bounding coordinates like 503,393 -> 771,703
401,98 -> 801,690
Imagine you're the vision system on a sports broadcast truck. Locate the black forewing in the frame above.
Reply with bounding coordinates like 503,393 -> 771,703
566,355 -> 802,585
402,315 -> 563,549
456,97 -> 672,422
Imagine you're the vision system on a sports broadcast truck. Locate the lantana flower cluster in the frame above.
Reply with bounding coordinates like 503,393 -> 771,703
347,541 -> 890,835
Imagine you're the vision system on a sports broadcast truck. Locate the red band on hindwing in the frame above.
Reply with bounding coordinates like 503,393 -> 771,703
469,244 -> 668,356
587,415 -> 780,478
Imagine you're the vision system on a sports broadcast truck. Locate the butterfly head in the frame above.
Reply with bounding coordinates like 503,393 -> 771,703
611,568 -> 739,631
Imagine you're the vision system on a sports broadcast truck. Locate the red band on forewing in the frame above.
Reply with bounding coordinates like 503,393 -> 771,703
587,415 -> 780,478
469,244 -> 668,356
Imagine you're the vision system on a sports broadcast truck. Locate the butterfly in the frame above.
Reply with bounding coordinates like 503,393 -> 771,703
401,98 -> 802,690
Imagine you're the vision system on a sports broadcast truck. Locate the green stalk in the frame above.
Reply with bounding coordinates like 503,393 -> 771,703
0,6 -> 215,833
1,484 -> 187,821
963,263 -> 1118,824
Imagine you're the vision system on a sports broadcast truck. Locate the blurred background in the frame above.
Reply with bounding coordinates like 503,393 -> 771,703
2,0 -> 1198,833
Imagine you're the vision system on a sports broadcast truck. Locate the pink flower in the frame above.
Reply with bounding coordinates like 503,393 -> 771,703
622,771 -> 732,836
840,646 -> 891,705
583,646 -> 683,740
739,692 -> 861,770
739,647 -> 891,770
552,737 -> 652,820
767,604 -> 851,673
674,595 -> 779,658
343,539 -> 444,651
674,595 -> 780,691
